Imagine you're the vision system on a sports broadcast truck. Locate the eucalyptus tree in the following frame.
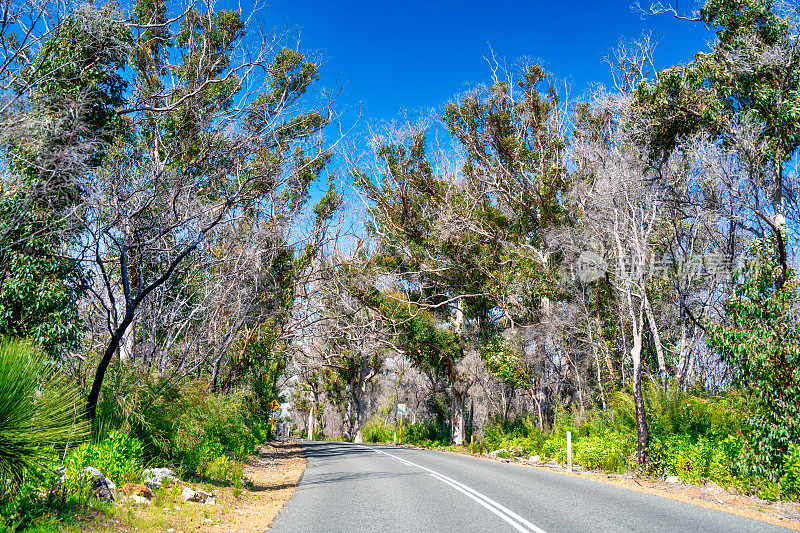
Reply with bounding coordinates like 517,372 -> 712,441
0,5 -> 130,360
637,0 -> 800,285
353,65 -> 572,443
67,0 -> 335,420
354,128 -> 490,445
315,251 -> 387,442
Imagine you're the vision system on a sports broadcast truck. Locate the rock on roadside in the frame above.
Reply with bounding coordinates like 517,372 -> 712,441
143,467 -> 179,491
82,466 -> 116,502
182,487 -> 216,505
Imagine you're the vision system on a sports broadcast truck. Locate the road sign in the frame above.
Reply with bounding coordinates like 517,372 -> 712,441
397,403 -> 406,416
270,399 -> 280,412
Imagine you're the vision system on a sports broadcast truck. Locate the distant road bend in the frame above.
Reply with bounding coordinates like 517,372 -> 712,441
269,441 -> 791,533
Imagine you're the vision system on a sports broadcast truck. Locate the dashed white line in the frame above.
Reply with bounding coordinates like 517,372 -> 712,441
359,445 -> 547,533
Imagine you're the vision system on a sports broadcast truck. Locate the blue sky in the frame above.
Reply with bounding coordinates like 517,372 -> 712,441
258,1 -> 714,127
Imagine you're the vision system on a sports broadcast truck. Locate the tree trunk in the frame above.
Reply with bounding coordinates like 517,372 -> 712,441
676,308 -> 689,390
450,297 -> 468,446
451,387 -> 466,446
119,316 -> 135,363
643,293 -> 667,392
351,387 -> 366,443
307,401 -> 315,441
343,394 -> 353,442
86,312 -> 134,420
631,326 -> 649,472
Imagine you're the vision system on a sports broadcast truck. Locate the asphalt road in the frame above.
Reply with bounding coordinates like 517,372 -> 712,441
269,440 -> 790,533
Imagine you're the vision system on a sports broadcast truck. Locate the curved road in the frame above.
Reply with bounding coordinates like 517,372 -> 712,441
269,441 -> 790,532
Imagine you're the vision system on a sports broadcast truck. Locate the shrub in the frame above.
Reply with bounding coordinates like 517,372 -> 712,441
646,386 -> 744,443
91,364 -> 266,478
0,457 -> 67,532
203,454 -> 244,487
483,414 -> 546,455
0,339 -> 88,495
402,421 -> 439,445
361,417 -> 397,443
574,431 -> 634,472
649,434 -> 746,487
64,430 -> 143,487
782,443 -> 800,498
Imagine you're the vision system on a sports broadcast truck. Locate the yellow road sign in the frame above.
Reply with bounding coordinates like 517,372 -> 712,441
270,399 -> 280,412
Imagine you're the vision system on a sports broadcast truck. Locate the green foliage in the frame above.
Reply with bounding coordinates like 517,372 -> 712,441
781,444 -> 800,499
0,195 -> 84,357
203,454 -> 244,488
64,430 -> 143,486
378,298 -> 462,380
650,435 -> 744,486
637,0 -> 800,164
361,416 -> 398,444
0,455 -> 73,532
480,335 -> 531,390
12,5 -> 131,192
92,363 -> 265,478
473,390 -> 759,487
402,421 -> 444,446
644,386 -> 745,442
482,415 -> 546,457
707,237 -> 800,481
0,339 -> 88,495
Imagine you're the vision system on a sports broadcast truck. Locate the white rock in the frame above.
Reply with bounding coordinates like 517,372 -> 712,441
143,467 -> 178,490
131,495 -> 151,505
81,467 -> 116,501
182,487 -> 214,504
665,476 -> 681,484
489,449 -> 509,458
82,466 -> 103,477
529,455 -> 542,463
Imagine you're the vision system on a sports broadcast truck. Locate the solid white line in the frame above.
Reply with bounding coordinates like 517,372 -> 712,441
359,445 -> 547,533
428,471 -> 532,533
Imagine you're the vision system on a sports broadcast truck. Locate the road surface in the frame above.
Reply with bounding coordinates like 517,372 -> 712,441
269,440 -> 790,532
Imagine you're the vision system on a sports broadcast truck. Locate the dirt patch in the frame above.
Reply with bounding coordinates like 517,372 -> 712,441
77,439 -> 306,533
214,440 -> 306,532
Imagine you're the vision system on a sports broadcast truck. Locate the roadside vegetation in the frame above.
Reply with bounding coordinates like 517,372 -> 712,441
3,0 -> 800,530
355,386 -> 799,501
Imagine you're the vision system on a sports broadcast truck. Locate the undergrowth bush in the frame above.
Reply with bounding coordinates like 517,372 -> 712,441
64,429 -> 143,486
402,421 -> 443,446
467,386 -> 773,497
781,444 -> 800,499
91,362 -> 266,479
361,417 -> 398,443
483,415 -> 545,455
650,434 -> 743,486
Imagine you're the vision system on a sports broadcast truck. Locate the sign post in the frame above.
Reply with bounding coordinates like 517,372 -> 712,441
567,431 -> 572,472
270,399 -> 280,437
397,403 -> 406,445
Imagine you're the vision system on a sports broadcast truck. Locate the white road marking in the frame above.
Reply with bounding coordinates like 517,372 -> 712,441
358,445 -> 547,533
